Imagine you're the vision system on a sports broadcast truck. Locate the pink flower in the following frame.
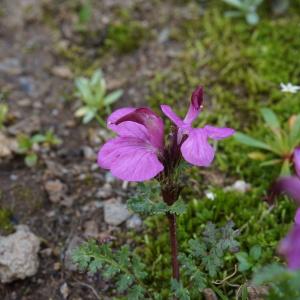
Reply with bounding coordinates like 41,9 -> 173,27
98,107 -> 164,182
160,87 -> 235,167
278,208 -> 300,270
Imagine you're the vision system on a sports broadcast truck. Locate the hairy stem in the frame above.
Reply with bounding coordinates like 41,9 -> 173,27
167,213 -> 180,281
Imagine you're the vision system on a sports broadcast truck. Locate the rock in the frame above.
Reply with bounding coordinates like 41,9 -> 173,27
19,76 -> 36,96
44,179 -> 67,203
83,220 -> 99,239
0,58 -> 22,76
51,66 -> 73,79
105,172 -> 116,184
64,236 -> 84,271
8,115 -> 41,135
247,286 -> 269,300
0,225 -> 40,283
203,288 -> 218,300
82,146 -> 96,161
224,180 -> 251,193
60,282 -> 70,299
126,215 -> 142,230
104,199 -> 132,226
0,133 -> 17,159
96,183 -> 112,199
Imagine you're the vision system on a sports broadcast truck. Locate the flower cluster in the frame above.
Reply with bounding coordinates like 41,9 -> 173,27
98,87 -> 235,182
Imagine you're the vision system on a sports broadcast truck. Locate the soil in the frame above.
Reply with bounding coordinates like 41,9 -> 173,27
0,0 -> 196,299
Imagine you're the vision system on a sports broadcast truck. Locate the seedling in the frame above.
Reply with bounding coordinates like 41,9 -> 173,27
74,69 -> 123,125
222,0 -> 263,24
17,130 -> 61,167
235,108 -> 300,176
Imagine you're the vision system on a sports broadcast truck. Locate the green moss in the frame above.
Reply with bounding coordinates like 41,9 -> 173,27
0,209 -> 14,234
105,21 -> 148,54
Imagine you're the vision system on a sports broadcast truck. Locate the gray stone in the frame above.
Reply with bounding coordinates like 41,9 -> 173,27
224,180 -> 251,194
60,282 -> 70,299
8,115 -> 41,135
126,215 -> 142,230
0,133 -> 17,159
0,225 -> 40,283
82,146 -> 96,161
44,179 -> 66,203
0,58 -> 22,76
104,199 -> 132,226
64,236 -> 84,271
96,183 -> 112,199
83,220 -> 99,239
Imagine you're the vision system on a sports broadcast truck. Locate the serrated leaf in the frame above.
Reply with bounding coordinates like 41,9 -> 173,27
169,199 -> 187,215
171,279 -> 190,300
127,285 -> 145,300
116,274 -> 134,293
102,265 -> 120,279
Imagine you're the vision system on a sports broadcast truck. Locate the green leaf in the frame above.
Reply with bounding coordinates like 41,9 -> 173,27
280,159 -> 291,176
236,252 -> 251,271
171,279 -> 190,300
104,90 -> 123,106
17,135 -> 33,152
260,159 -> 281,167
31,134 -> 46,144
127,285 -> 145,300
25,153 -> 38,167
116,274 -> 134,293
169,199 -> 187,215
250,245 -> 262,261
246,12 -> 259,25
75,106 -> 90,117
234,132 -> 272,151
289,115 -> 300,147
82,110 -> 97,124
78,2 -> 92,24
260,108 -> 281,130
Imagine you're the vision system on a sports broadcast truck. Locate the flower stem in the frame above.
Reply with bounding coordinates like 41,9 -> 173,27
167,212 -> 180,281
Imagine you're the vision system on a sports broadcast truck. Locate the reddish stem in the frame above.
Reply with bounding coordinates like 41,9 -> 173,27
167,213 -> 180,281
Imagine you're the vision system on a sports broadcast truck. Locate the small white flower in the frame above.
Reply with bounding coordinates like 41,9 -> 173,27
205,191 -> 215,201
280,82 -> 300,94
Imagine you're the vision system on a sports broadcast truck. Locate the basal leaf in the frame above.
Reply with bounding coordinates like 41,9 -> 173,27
234,132 -> 272,151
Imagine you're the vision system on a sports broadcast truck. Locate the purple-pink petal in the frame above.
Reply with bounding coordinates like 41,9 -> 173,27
181,128 -> 215,167
183,86 -> 203,125
295,208 -> 300,225
272,176 -> 300,205
294,148 -> 300,178
98,137 -> 164,181
107,107 -> 135,133
204,125 -> 235,140
278,223 -> 300,270
115,107 -> 164,150
160,105 -> 184,127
